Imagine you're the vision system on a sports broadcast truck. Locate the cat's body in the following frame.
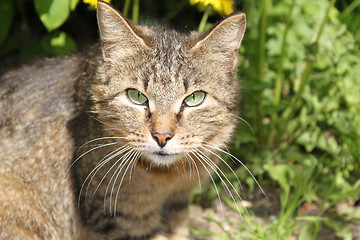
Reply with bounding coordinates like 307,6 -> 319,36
0,55 -> 83,239
0,2 -> 246,239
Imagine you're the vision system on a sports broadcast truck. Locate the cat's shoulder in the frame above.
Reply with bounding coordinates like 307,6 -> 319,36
0,53 -> 90,151
1,54 -> 84,91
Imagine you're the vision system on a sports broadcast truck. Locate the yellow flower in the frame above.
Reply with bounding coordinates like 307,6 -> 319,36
83,0 -> 111,8
189,0 -> 234,16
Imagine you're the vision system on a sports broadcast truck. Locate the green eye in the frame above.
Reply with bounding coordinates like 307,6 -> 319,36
127,89 -> 148,105
183,91 -> 206,107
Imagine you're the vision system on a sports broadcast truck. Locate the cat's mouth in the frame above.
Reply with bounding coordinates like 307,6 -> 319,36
154,150 -> 173,156
143,150 -> 180,166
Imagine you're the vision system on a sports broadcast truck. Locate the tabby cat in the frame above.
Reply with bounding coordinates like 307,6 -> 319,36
0,1 -> 246,239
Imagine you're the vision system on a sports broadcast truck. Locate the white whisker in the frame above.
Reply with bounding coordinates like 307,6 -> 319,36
85,145 -> 131,197
68,141 -> 120,173
186,155 -> 192,179
174,162 -> 182,176
129,151 -> 142,184
77,144 -> 131,207
234,114 -> 255,136
113,150 -> 139,216
203,144 -> 266,198
91,146 -> 133,198
191,150 -> 225,218
77,136 -> 126,151
185,153 -> 202,194
200,145 -> 246,199
103,149 -> 134,212
109,150 -> 138,211
89,115 -> 106,125
221,144 -> 246,196
196,148 -> 245,218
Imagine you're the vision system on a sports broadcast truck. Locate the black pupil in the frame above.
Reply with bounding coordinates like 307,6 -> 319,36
192,93 -> 196,100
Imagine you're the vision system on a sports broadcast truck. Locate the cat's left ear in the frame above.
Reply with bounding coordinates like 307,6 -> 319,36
97,1 -> 151,61
190,13 -> 246,69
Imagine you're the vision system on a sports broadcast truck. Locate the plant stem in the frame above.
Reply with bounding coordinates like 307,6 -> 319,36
255,0 -> 270,146
123,0 -> 131,17
258,0 -> 268,84
198,5 -> 212,33
275,0 -> 337,145
267,0 -> 296,148
340,0 -> 360,18
164,0 -> 187,22
315,1 -> 336,43
273,0 -> 296,107
132,0 -> 140,24
276,188 -> 302,238
320,158 -> 340,211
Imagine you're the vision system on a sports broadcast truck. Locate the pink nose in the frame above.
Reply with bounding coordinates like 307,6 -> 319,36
151,133 -> 174,148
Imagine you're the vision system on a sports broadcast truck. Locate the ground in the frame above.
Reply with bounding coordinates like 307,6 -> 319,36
188,185 -> 360,240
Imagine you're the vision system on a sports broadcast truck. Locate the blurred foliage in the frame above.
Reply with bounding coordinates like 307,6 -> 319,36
232,0 -> 360,238
1,0 -> 359,239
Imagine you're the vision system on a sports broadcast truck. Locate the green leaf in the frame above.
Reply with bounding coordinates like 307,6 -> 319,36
0,0 -> 14,45
297,221 -> 320,240
264,164 -> 292,193
19,31 -> 76,63
41,31 -> 76,55
0,36 -> 20,57
35,0 -> 71,31
189,228 -> 228,238
70,0 -> 80,10
324,220 -> 353,240
20,43 -> 49,63
296,127 -> 320,153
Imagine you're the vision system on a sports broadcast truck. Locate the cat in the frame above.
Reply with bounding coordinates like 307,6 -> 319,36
0,1 -> 246,239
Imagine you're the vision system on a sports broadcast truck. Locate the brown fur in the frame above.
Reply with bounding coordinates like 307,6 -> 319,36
0,2 -> 246,239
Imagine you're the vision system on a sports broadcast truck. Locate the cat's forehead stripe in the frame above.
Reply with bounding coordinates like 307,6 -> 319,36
143,71 -> 153,91
143,43 -> 188,91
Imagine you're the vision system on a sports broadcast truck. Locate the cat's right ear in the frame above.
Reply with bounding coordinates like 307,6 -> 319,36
189,13 -> 246,72
97,1 -> 150,62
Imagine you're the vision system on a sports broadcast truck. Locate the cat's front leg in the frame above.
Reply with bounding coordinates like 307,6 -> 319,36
160,190 -> 192,240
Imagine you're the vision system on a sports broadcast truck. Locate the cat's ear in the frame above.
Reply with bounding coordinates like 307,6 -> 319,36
97,1 -> 150,61
190,13 -> 246,70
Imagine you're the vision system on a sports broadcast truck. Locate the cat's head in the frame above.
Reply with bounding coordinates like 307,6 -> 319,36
92,1 -> 246,167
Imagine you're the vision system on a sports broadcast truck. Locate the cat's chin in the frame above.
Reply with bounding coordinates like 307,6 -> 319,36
142,152 -> 182,166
